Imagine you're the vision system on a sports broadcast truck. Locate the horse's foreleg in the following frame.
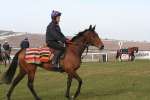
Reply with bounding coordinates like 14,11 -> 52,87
131,55 -> 135,61
65,74 -> 72,99
133,55 -> 135,61
120,55 -> 122,62
7,70 -> 26,100
27,68 -> 41,100
73,73 -> 82,98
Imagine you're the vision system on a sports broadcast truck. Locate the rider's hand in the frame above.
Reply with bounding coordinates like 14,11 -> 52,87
66,38 -> 70,41
66,39 -> 72,44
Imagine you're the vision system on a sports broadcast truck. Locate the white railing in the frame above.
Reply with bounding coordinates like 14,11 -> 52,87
10,48 -> 150,62
82,51 -> 150,62
135,51 -> 150,60
82,52 -> 109,62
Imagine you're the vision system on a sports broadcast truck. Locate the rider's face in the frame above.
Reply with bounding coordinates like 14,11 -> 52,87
56,16 -> 60,23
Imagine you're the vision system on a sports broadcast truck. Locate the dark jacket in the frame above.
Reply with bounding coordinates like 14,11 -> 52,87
46,22 -> 66,43
20,40 -> 30,49
3,43 -> 10,50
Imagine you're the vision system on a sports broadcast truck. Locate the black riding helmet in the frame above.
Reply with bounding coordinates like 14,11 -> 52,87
51,10 -> 61,20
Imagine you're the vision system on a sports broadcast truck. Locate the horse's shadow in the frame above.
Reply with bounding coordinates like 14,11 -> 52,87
79,88 -> 138,99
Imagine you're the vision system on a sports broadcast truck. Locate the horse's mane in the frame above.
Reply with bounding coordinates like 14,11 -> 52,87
129,47 -> 138,49
71,29 -> 88,42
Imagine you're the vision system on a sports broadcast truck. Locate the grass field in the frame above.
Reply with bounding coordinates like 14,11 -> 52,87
0,60 -> 150,100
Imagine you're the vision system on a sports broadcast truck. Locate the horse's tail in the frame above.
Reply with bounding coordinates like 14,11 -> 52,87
2,49 -> 23,84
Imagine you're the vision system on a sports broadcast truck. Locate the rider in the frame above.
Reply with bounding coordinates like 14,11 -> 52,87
3,41 -> 10,57
3,41 -> 10,51
46,10 -> 70,68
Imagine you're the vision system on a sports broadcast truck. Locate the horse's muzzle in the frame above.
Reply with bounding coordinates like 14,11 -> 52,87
100,45 -> 104,50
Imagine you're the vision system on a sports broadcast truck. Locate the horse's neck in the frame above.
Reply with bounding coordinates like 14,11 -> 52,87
129,48 -> 134,51
70,37 -> 87,58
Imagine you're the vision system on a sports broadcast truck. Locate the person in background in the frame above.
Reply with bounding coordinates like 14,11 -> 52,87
20,37 -> 30,49
3,41 -> 10,51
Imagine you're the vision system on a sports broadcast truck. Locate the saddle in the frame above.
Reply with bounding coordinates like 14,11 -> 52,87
25,47 -> 55,64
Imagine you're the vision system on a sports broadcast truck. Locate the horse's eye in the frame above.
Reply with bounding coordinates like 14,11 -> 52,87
92,35 -> 95,38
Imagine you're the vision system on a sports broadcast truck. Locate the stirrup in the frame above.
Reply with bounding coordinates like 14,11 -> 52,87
51,57 -> 59,64
51,64 -> 64,73
52,60 -> 55,65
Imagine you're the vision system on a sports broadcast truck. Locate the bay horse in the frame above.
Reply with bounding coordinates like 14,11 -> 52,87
0,50 -> 4,64
116,47 -> 138,61
2,25 -> 104,100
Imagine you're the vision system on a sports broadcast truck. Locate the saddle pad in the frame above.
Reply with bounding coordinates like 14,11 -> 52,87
40,48 -> 54,62
25,48 -> 54,64
121,49 -> 128,53
121,54 -> 129,60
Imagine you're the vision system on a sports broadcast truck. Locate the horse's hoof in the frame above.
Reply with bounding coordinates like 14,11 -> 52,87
70,96 -> 75,100
65,93 -> 70,98
7,96 -> 11,100
36,97 -> 42,100
6,93 -> 11,98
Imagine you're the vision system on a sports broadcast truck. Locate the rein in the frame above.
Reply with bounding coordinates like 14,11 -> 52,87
66,42 -> 89,59
81,44 -> 89,59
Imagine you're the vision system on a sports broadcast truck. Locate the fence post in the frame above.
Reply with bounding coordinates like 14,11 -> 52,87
92,54 -> 94,61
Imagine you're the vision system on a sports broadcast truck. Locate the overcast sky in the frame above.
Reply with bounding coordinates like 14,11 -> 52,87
0,0 -> 150,41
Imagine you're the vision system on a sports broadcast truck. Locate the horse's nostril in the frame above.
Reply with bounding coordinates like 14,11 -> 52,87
100,45 -> 104,50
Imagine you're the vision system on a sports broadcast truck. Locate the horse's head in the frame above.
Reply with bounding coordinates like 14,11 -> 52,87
71,25 -> 104,50
129,47 -> 138,53
134,47 -> 138,53
84,25 -> 104,50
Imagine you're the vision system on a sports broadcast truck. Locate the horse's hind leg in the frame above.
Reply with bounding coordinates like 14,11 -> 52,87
7,69 -> 26,100
27,67 -> 41,100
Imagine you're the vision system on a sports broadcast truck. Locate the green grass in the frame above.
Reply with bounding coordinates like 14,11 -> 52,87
0,60 -> 150,100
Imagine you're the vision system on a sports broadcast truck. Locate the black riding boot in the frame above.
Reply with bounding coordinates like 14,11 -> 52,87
52,50 -> 63,64
52,50 -> 64,72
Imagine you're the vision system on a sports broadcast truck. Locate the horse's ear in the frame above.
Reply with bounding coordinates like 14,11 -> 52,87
92,25 -> 96,31
89,25 -> 92,30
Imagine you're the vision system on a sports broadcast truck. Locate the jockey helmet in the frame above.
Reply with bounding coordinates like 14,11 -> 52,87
25,37 -> 28,40
51,10 -> 61,19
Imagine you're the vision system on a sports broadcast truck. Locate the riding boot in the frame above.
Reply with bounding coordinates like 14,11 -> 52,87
51,50 -> 64,72
52,50 -> 62,64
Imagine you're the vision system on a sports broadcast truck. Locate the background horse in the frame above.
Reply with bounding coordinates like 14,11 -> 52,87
116,47 -> 138,61
0,47 -> 12,67
2,25 -> 104,100
0,47 -> 11,67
